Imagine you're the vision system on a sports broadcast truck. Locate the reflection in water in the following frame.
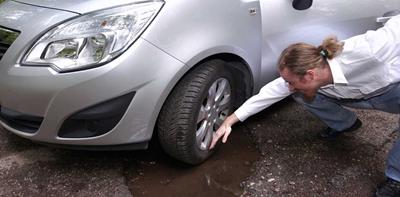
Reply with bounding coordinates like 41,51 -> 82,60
128,126 -> 259,197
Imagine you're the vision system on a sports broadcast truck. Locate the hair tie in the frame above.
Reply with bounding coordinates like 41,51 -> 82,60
320,49 -> 328,57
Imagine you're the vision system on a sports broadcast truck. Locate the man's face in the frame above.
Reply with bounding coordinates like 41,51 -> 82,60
280,68 -> 319,101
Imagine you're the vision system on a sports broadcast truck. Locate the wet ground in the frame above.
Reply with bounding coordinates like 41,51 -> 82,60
128,129 -> 259,196
0,120 -> 259,196
0,98 -> 398,196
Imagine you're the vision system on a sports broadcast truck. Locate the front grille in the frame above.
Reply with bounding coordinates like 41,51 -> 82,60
0,42 -> 10,60
0,26 -> 20,61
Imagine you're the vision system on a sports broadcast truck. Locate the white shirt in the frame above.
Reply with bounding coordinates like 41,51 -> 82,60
234,15 -> 400,122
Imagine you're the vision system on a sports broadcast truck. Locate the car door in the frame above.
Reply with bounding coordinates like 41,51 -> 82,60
258,0 -> 400,89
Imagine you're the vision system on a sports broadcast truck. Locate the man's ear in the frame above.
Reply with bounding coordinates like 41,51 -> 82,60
304,69 -> 315,81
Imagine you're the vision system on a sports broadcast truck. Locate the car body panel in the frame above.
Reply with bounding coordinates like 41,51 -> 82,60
0,0 -> 399,148
0,0 -> 78,116
0,1 -> 78,66
141,0 -> 262,90
0,0 -> 188,145
259,0 -> 400,86
12,0 -> 148,14
1,35 -> 188,145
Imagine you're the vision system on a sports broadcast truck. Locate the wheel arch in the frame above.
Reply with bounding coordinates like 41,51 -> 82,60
151,53 -> 254,143
154,54 -> 253,164
158,52 -> 254,121
196,54 -> 254,108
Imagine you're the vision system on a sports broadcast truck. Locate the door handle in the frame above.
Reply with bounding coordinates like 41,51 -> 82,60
376,16 -> 392,24
377,10 -> 400,24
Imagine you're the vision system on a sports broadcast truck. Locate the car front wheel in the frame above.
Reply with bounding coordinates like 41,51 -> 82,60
157,59 -> 235,165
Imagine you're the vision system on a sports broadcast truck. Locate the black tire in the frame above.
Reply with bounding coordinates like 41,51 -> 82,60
157,59 -> 236,165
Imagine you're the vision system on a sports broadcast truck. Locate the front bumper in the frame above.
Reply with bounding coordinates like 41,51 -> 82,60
0,1 -> 187,147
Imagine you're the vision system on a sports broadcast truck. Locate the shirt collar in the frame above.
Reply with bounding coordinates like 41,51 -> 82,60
327,58 -> 348,85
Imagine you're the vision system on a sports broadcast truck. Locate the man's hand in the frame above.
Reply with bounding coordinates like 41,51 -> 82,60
209,124 -> 232,149
209,114 -> 239,149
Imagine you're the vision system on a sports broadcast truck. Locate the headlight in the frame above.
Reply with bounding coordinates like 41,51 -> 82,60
22,1 -> 164,72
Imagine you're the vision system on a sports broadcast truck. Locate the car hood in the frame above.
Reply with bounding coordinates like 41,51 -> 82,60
12,0 -> 154,14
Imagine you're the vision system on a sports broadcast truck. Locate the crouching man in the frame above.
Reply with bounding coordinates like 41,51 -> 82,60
211,15 -> 400,197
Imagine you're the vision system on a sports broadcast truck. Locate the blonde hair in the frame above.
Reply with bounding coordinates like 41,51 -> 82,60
278,36 -> 344,76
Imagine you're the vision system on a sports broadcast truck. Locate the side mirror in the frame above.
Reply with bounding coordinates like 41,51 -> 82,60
292,0 -> 313,10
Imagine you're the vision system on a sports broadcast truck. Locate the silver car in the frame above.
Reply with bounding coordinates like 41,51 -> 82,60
0,0 -> 399,164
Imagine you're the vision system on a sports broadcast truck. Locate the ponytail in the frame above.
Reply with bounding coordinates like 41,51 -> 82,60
278,36 -> 344,76
317,36 -> 344,60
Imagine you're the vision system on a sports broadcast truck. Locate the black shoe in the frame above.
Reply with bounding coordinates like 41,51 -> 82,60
376,178 -> 400,197
319,118 -> 362,139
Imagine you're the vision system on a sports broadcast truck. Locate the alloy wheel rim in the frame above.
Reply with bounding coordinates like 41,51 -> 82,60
196,78 -> 232,150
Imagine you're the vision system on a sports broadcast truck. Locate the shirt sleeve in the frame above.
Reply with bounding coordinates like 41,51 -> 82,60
363,14 -> 400,61
234,77 -> 292,122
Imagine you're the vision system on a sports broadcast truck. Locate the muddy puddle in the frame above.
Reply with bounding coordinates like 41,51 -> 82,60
0,125 -> 259,196
128,126 -> 260,196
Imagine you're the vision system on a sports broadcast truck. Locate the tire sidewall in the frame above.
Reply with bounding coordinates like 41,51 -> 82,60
189,61 -> 236,162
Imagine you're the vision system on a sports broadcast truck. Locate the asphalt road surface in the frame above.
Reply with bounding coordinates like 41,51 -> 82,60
0,99 -> 398,196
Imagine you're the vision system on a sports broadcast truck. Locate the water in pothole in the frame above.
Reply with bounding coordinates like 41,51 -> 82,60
128,126 -> 260,197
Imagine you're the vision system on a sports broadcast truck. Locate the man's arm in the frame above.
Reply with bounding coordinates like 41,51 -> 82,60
209,77 -> 291,149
